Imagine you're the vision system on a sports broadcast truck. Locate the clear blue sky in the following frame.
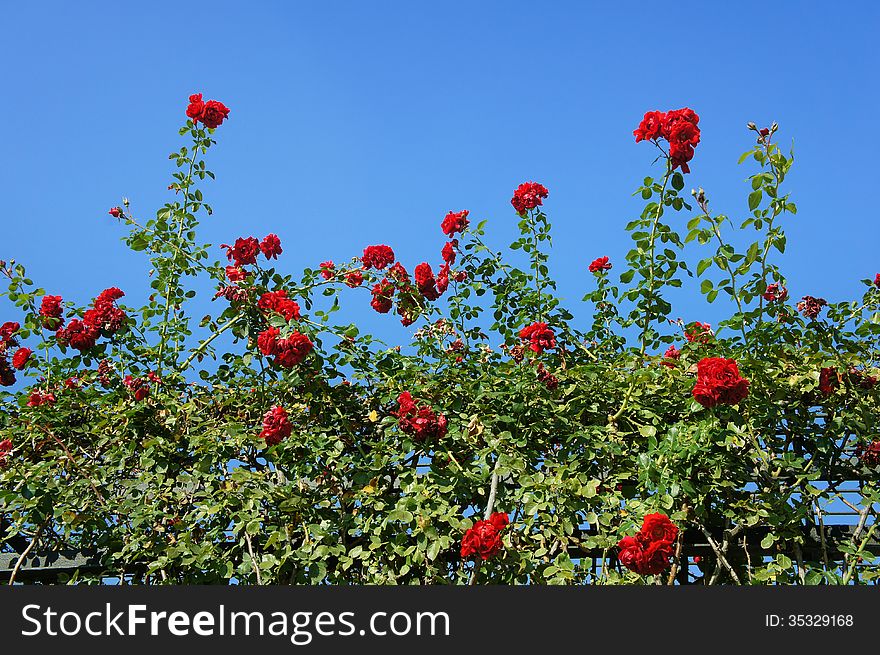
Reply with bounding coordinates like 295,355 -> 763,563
1,1 -> 877,343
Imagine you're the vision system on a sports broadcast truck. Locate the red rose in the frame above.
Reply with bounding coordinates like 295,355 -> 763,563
518,322 -> 556,353
0,439 -> 11,467
108,207 -> 122,218
638,539 -> 676,575
489,512 -> 509,531
345,270 -> 364,288
634,111 -> 665,143
441,240 -> 457,265
618,513 -> 678,575
186,93 -> 206,121
83,288 -> 127,335
56,319 -> 100,351
634,107 -> 701,173
692,357 -> 750,407
123,375 -> 150,401
617,536 -> 642,571
39,295 -> 64,329
661,108 -> 700,138
797,295 -> 827,320
436,263 -> 451,294
259,405 -> 291,446
272,331 -> 313,368
414,262 -> 441,301
27,390 -> 56,407
97,288 -> 124,303
200,99 -> 230,129
11,348 -> 31,370
639,513 -> 678,544
362,245 -> 395,270
857,440 -> 880,468
258,290 -> 301,322
460,514 -> 508,560
763,283 -> 788,302
397,391 -> 447,442
222,237 -> 261,267
319,261 -> 335,280
441,210 -> 470,237
511,182 -> 549,215
588,256 -> 612,273
226,266 -> 247,282
257,327 -> 280,356
260,234 -> 283,260
874,273 -> 880,287
819,367 -> 839,396
370,279 -> 394,314
0,321 -> 20,345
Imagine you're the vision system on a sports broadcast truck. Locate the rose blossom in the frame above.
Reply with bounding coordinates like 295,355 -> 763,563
370,279 -> 394,314
259,406 -> 292,446
39,295 -> 65,329
519,322 -> 556,353
222,237 -> 261,268
362,245 -> 395,270
441,210 -> 470,236
511,182 -> 549,215
260,234 -> 283,260
397,391 -> 447,442
319,261 -> 335,280
797,295 -> 827,320
460,512 -> 510,560
692,357 -> 750,407
11,348 -> 31,370
589,256 -> 612,273
763,283 -> 788,302
414,262 -> 441,301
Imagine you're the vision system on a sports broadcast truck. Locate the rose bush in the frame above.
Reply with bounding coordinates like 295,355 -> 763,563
0,99 -> 878,585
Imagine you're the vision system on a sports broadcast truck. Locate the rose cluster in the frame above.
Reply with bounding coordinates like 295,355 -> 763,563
857,440 -> 880,468
617,513 -> 678,575
634,108 -> 701,173
185,93 -> 230,129
460,512 -> 510,560
222,234 -> 282,271
692,357 -> 750,408
396,391 -> 447,442
55,288 -> 128,352
258,290 -> 301,322
797,295 -> 827,320
256,326 -> 313,368
511,182 -> 549,215
763,283 -> 788,302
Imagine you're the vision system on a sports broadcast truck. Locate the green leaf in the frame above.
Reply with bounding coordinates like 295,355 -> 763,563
748,189 -> 763,211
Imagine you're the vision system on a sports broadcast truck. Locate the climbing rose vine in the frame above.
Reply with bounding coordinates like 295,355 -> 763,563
0,95 -> 878,586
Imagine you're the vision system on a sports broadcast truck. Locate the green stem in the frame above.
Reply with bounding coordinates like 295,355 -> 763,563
640,163 -> 672,358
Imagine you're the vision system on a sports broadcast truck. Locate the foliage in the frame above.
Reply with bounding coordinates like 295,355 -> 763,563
1,104 -> 878,585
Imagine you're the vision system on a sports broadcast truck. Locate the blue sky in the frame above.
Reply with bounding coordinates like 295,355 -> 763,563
1,1 -> 877,344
